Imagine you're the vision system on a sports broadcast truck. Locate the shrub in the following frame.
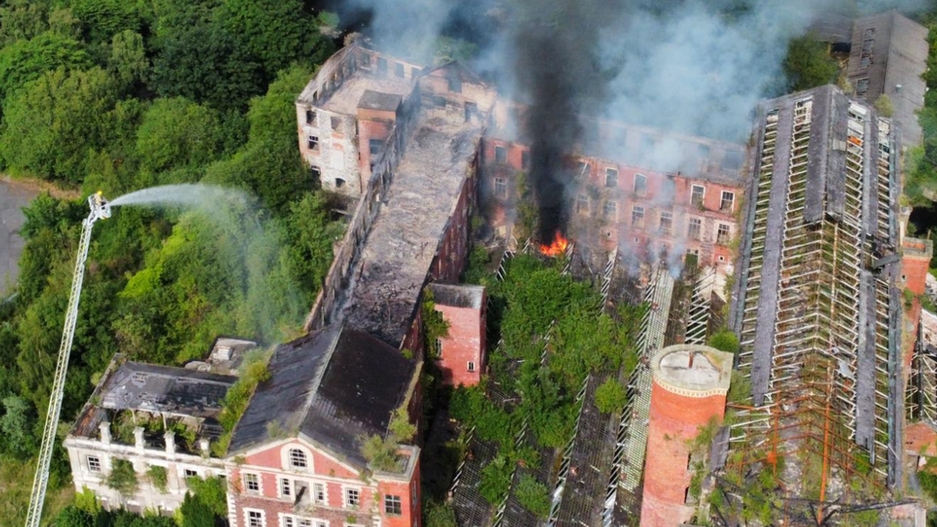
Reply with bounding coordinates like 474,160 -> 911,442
514,474 -> 550,518
874,94 -> 894,118
479,455 -> 513,505
55,506 -> 94,527
708,328 -> 740,354
105,458 -> 138,496
423,500 -> 458,527
147,465 -> 168,493
595,378 -> 626,415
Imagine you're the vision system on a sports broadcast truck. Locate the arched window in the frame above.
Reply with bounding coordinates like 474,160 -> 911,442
289,448 -> 308,469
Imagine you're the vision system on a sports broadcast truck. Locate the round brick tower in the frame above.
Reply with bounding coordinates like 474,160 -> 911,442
640,344 -> 733,527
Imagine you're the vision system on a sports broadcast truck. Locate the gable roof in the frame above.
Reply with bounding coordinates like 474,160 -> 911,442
227,324 -> 417,467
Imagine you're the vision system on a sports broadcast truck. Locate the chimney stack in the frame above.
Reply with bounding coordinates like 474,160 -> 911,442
99,422 -> 111,445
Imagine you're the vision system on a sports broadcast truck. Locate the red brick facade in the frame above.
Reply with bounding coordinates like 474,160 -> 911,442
227,439 -> 420,527
480,137 -> 743,269
641,381 -> 727,527
432,287 -> 487,387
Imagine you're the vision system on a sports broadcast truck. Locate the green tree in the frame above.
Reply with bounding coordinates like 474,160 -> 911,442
186,476 -> 227,517
216,0 -> 334,79
0,395 -> 39,458
708,328 -> 740,354
109,30 -> 148,88
782,34 -> 839,92
0,67 -> 119,183
106,458 -> 139,496
135,97 -> 226,173
423,500 -> 458,527
71,0 -> 142,45
0,0 -> 50,44
514,474 -> 550,518
0,31 -> 90,101
179,492 -> 216,527
594,378 -> 626,415
54,506 -> 95,527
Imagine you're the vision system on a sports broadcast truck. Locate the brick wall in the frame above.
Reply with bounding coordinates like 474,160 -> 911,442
640,382 -> 727,527
434,299 -> 486,386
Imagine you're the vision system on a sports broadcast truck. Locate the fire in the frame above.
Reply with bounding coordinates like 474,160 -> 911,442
539,233 -> 569,257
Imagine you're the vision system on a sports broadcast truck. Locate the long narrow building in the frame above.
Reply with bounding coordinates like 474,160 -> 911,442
729,84 -> 901,493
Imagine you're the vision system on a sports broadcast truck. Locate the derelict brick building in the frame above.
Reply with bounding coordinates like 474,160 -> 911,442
729,84 -> 902,488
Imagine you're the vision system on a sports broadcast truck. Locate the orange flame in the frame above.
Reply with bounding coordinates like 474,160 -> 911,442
539,233 -> 569,257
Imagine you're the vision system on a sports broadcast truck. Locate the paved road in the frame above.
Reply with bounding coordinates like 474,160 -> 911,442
0,179 -> 39,297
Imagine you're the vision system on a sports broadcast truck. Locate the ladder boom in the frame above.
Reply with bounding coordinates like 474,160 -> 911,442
25,193 -> 110,527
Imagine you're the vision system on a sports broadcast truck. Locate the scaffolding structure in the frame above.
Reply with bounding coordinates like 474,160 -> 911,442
727,86 -> 900,508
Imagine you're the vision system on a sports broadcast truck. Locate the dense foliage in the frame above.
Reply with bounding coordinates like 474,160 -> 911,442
455,252 -> 644,504
907,14 -> 937,209
0,0 -> 342,521
781,34 -> 839,93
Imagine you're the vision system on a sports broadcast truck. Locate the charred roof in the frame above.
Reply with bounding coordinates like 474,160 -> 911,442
227,324 -> 418,467
429,282 -> 485,309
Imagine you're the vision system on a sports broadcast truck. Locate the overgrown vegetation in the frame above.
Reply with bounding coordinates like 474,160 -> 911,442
906,10 -> 937,206
594,377 -> 627,414
781,33 -> 839,93
514,474 -> 550,518
452,252 -> 645,505
361,407 -> 417,473
146,464 -> 167,493
0,0 -> 344,519
104,458 -> 137,496
421,288 -> 450,359
708,328 -> 740,354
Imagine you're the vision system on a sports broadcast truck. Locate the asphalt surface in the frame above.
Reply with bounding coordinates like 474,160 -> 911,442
0,179 -> 39,297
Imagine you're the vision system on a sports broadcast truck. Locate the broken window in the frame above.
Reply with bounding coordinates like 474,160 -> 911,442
856,78 -> 870,97
632,206 -> 645,228
634,173 -> 647,196
495,146 -> 507,164
184,468 -> 198,479
494,177 -> 507,198
720,191 -> 735,212
370,139 -> 383,157
385,495 -> 403,515
247,510 -> 264,527
577,162 -> 591,178
280,477 -> 292,498
311,165 -> 321,179
522,151 -> 530,170
244,473 -> 260,493
659,211 -> 673,236
335,178 -> 346,188
577,194 -> 589,214
395,62 -> 405,78
691,185 -> 705,207
605,168 -> 619,188
467,361 -> 476,372
464,102 -> 477,122
378,57 -> 388,74
289,448 -> 308,469
87,456 -> 101,473
346,487 -> 361,507
305,109 -> 316,125
688,217 -> 702,240
331,116 -> 342,132
603,201 -> 618,220
448,75 -> 462,93
307,135 -> 319,151
314,482 -> 327,504
717,223 -> 731,244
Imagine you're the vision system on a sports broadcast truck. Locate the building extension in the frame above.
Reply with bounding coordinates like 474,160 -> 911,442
729,84 -> 901,494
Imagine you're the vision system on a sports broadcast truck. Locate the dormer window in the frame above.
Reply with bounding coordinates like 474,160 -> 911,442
289,448 -> 308,469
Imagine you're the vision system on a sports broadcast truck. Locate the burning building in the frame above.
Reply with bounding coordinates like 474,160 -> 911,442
728,84 -> 901,498
481,102 -> 747,272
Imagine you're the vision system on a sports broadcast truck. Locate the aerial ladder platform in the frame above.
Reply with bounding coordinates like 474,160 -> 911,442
24,192 -> 110,527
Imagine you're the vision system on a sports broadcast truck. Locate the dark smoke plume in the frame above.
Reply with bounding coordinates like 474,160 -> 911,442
509,1 -> 620,242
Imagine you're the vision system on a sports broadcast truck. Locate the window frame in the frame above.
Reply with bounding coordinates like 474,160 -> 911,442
494,177 -> 507,198
384,495 -> 403,516
468,361 -> 476,372
344,486 -> 361,508
716,223 -> 731,245
495,145 -> 507,164
632,205 -> 645,228
313,482 -> 327,505
289,448 -> 309,470
720,191 -> 735,213
246,509 -> 266,527
307,135 -> 319,151
688,217 -> 702,241
279,477 -> 293,499
633,173 -> 648,196
87,455 -> 102,473
659,211 -> 673,236
369,138 -> 383,157
243,472 -> 261,494
305,109 -> 317,126
576,194 -> 589,215
691,185 -> 705,207
605,168 -> 619,188
603,201 -> 618,221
